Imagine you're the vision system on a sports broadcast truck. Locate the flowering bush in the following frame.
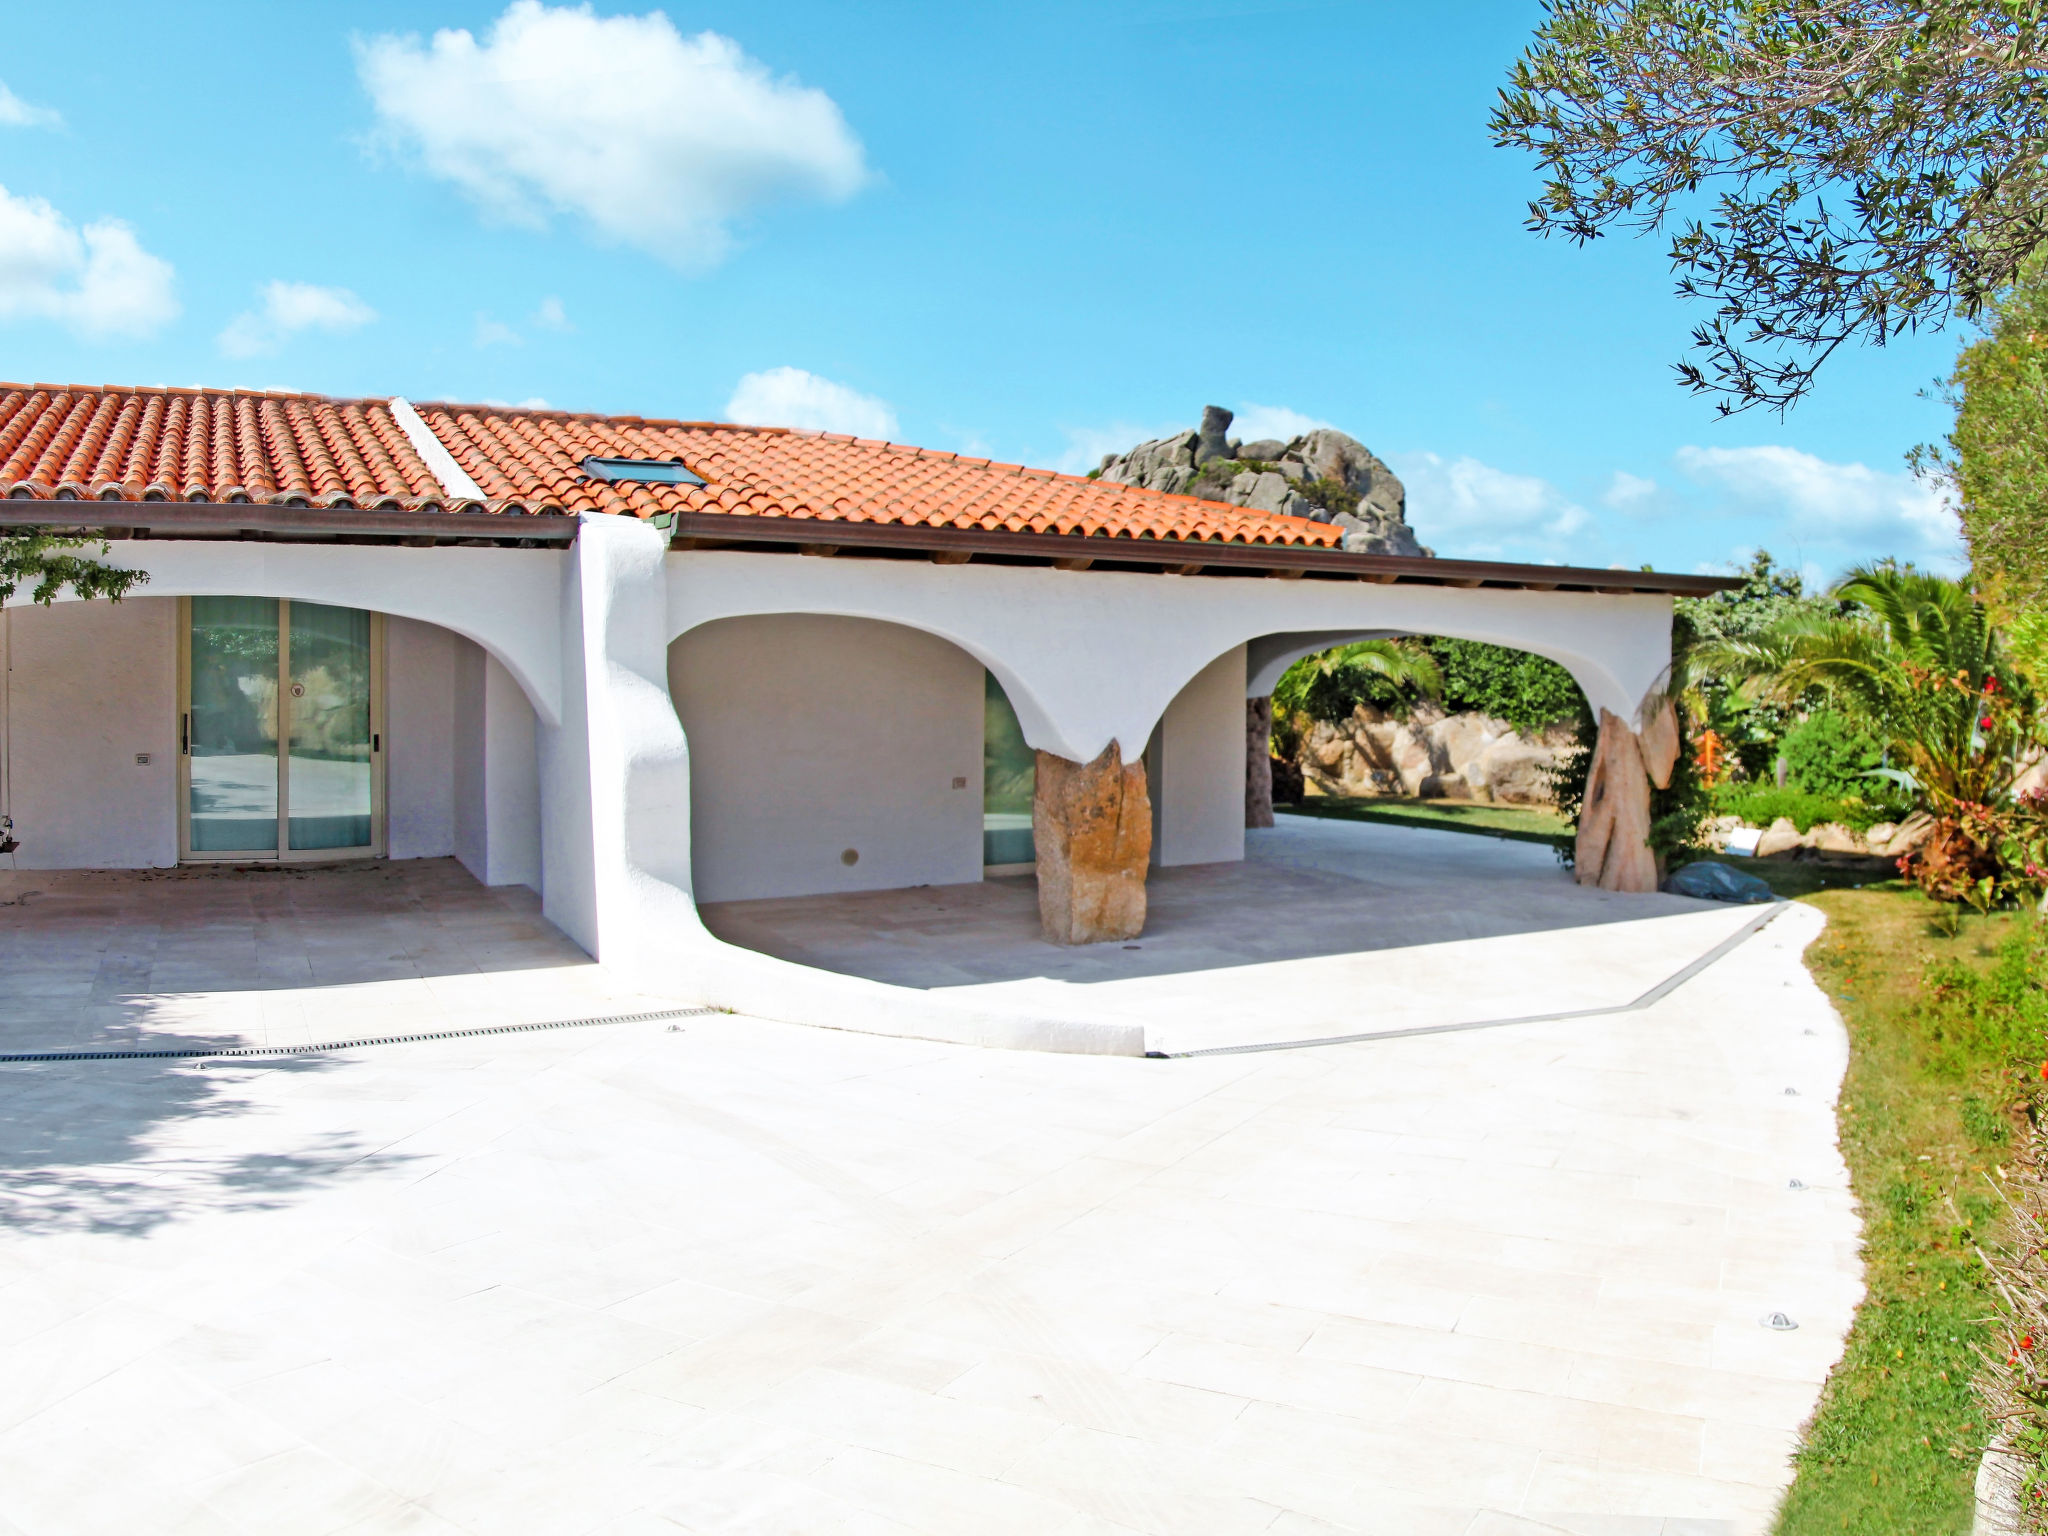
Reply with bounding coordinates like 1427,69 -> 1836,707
1895,672 -> 2048,910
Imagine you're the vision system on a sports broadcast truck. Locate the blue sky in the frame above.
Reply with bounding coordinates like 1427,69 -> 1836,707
0,0 -> 1966,580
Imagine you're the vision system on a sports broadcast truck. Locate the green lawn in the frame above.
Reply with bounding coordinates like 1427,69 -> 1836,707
1278,794 -> 1569,845
1769,883 -> 2042,1534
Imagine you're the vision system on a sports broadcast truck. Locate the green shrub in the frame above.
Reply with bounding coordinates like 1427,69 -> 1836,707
1431,639 -> 1585,734
1272,637 -> 1586,736
1713,784 -> 1894,834
1294,476 -> 1360,519
1781,709 -> 1889,799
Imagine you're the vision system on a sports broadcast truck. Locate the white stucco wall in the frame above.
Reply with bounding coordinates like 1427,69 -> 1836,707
453,638 -> 541,890
0,598 -> 177,869
669,613 -> 984,903
665,550 -> 1675,765
386,616 -> 455,861
1156,643 -> 1247,868
66,541 -> 568,726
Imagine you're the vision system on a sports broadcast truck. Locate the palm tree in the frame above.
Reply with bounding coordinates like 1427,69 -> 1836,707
1692,564 -> 2031,815
1271,639 -> 1444,723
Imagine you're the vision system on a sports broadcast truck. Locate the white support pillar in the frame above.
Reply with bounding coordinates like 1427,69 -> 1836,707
539,512 -> 698,966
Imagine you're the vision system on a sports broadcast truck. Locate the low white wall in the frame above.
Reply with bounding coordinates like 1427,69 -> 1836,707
453,638 -> 541,889
386,616 -> 455,860
1,598 -> 177,869
1157,643 -> 1247,868
669,613 -> 984,903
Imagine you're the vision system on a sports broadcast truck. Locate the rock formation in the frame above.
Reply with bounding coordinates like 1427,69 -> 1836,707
1295,701 -> 1570,805
1095,405 -> 1430,558
1033,742 -> 1151,944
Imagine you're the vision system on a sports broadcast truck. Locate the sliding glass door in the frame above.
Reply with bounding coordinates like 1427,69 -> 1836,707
182,598 -> 383,861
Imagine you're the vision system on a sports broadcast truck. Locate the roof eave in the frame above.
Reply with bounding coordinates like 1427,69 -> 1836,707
0,500 -> 577,544
659,510 -> 1740,596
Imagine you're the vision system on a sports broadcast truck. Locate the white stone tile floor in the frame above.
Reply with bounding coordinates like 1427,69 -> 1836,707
703,819 -> 1771,1054
0,860 -> 682,1057
0,828 -> 1857,1533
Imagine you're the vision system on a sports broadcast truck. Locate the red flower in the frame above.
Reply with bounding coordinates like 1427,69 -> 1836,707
1981,716 -> 1995,730
2025,1335 -> 2037,1351
2037,1060 -> 2046,1080
1986,675 -> 2001,695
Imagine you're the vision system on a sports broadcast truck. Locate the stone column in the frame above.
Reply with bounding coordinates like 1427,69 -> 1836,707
1574,698 -> 1680,894
1033,741 -> 1151,944
1245,696 -> 1275,829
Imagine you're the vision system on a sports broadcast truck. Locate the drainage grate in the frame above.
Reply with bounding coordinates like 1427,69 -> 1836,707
0,1007 -> 721,1065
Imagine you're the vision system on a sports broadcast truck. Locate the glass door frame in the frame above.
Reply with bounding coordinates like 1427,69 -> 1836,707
176,597 -> 388,864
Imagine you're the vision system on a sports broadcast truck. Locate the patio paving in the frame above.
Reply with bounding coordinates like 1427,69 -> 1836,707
703,818 -> 1773,1055
0,858 -> 682,1056
0,832 -> 1859,1533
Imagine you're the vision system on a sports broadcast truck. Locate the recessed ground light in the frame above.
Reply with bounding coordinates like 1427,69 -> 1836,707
1784,1087 -> 1800,1096
841,849 -> 859,866
1761,1312 -> 1799,1331
1787,1178 -> 1807,1191
1123,944 -> 1141,950
581,456 -> 705,486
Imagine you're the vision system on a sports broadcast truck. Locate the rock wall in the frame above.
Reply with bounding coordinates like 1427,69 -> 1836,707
1294,701 -> 1569,805
1096,405 -> 1430,558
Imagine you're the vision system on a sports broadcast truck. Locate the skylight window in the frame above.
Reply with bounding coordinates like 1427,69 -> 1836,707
581,456 -> 705,486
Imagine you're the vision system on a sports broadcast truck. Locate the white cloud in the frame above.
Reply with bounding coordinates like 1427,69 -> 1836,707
0,83 -> 59,129
1230,402 -> 1335,444
474,313 -> 521,347
218,280 -> 375,358
532,295 -> 570,331
1603,470 -> 1658,511
1388,451 -> 1591,561
726,366 -> 896,437
0,186 -> 176,339
357,1 -> 869,269
480,396 -> 552,409
1674,444 -> 1963,568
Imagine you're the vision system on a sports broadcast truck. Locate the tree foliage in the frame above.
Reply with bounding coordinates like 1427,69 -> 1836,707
1669,550 -> 1839,777
1693,562 -> 2046,902
1493,1 -> 2048,412
1271,636 -> 1584,739
0,528 -> 144,607
1270,639 -> 1443,748
1931,260 -> 2048,625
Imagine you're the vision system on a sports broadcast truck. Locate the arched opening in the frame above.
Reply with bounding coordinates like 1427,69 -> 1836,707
0,593 -> 541,886
668,613 -> 989,903
1250,630 -> 1589,834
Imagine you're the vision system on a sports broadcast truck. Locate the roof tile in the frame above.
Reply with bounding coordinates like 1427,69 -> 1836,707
416,404 -> 1344,548
0,383 -> 487,514
0,383 -> 1345,549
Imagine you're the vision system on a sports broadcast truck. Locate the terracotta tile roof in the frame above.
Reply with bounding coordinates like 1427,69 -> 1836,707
418,404 -> 1345,547
0,383 -> 471,511
0,383 -> 1341,548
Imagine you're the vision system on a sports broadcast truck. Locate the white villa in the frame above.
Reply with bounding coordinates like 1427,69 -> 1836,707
0,383 -> 1730,1052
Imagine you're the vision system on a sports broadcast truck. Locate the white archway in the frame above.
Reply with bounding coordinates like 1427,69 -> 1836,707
19,539 -> 568,726
667,550 -> 1673,764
